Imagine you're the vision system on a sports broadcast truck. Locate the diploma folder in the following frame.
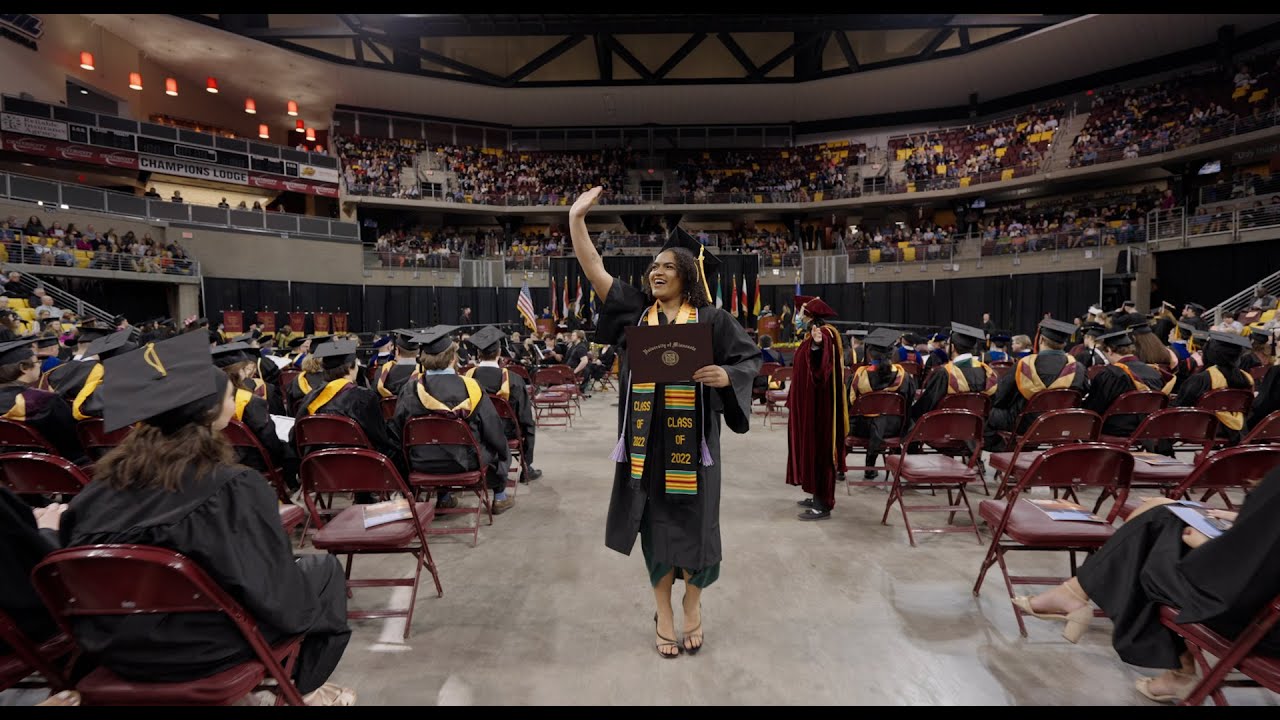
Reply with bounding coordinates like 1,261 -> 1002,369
624,323 -> 714,385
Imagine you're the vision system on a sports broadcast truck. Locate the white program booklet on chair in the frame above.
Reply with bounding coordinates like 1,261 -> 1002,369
270,414 -> 295,442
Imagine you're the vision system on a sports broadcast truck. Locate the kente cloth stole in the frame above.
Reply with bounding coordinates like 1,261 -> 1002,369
944,361 -> 998,396
1208,366 -> 1254,431
609,302 -> 711,498
1014,354 -> 1080,399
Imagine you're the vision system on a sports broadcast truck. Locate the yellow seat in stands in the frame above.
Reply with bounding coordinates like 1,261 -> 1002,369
9,298 -> 27,310
17,307 -> 36,323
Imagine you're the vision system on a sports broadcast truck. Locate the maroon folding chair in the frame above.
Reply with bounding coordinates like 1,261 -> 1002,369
989,360 -> 1015,380
0,452 -> 91,497
844,391 -> 907,492
0,417 -> 57,454
0,608 -> 74,692
1248,365 -> 1271,383
543,364 -> 584,412
1098,390 -> 1171,445
1116,445 -> 1280,518
753,361 -> 782,407
278,368 -> 301,394
996,388 -> 1082,451
293,414 -> 373,454
31,545 -> 308,705
402,414 -> 493,547
898,360 -> 923,385
1240,410 -> 1280,446
75,418 -> 132,461
1160,591 -> 1280,706
507,364 -> 531,383
937,392 -> 992,418
1109,408 -> 1220,500
532,369 -> 575,427
973,443 -> 1133,638
488,394 -> 527,498
1196,388 -> 1255,445
881,409 -> 986,546
300,449 -> 441,639
989,409 -> 1102,499
221,420 -> 304,536
380,396 -> 398,421
764,367 -> 793,428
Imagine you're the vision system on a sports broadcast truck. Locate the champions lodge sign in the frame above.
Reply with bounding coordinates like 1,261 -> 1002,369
138,156 -> 250,184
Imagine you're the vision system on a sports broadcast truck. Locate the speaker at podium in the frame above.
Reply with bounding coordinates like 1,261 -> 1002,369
757,315 -> 780,343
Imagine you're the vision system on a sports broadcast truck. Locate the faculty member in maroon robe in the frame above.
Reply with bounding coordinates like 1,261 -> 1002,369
786,296 -> 849,520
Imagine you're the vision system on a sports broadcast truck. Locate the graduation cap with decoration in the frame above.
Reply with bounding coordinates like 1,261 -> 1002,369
0,336 -> 37,366
419,325 -> 458,355
661,227 -> 721,303
210,342 -> 256,368
100,330 -> 226,434
311,337 -> 359,369
793,295 -> 837,321
468,326 -> 507,355
83,329 -> 135,361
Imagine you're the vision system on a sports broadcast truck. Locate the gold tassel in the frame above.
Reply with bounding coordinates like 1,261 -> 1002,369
697,245 -> 712,303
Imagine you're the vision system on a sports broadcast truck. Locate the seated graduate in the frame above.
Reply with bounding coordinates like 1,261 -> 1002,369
374,330 -> 422,399
1171,325 -> 1208,394
388,325 -> 513,515
59,331 -> 355,705
230,332 -> 284,415
463,325 -> 541,482
1013,468 -> 1280,704
1120,312 -> 1179,372
40,323 -> 113,403
896,333 -> 924,364
292,337 -> 397,460
70,329 -> 136,421
1070,322 -> 1109,368
35,333 -> 62,375
911,322 -> 998,422
1251,363 -> 1280,428
0,336 -> 85,462
985,319 -> 1088,450
842,329 -> 866,369
1237,327 -> 1273,373
1082,328 -> 1172,438
985,333 -> 1011,363
212,342 -> 290,481
1173,331 -> 1255,443
0,488 -> 66,658
921,331 -> 950,374
847,327 -> 918,480
284,337 -> 330,415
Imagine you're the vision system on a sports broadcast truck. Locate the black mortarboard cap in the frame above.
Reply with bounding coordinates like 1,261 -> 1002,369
1185,302 -> 1206,314
468,326 -> 506,353
863,328 -> 901,351
661,227 -> 720,300
1192,330 -> 1209,345
0,336 -> 36,365
990,332 -> 1012,344
311,338 -> 358,369
75,323 -> 113,343
1250,328 -> 1270,344
1038,319 -> 1077,343
902,332 -> 926,345
83,329 -> 134,360
1175,321 -> 1197,335
1097,329 -> 1134,348
230,333 -> 255,344
32,334 -> 59,349
393,329 -> 422,352
100,330 -> 224,433
419,325 -> 458,355
1207,331 -> 1252,351
845,329 -> 869,338
210,342 -> 256,368
1081,322 -> 1106,336
1117,313 -> 1152,335
950,322 -> 986,343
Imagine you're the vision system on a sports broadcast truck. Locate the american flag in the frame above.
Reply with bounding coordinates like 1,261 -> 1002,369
517,281 -> 537,331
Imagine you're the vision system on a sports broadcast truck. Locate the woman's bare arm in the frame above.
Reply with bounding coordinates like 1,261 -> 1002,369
569,187 -> 613,300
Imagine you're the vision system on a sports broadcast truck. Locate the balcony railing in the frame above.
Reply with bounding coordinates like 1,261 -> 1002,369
1067,107 -> 1280,170
1,233 -> 199,276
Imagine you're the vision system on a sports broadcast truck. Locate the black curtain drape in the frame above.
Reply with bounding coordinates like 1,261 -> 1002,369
1154,239 -> 1280,311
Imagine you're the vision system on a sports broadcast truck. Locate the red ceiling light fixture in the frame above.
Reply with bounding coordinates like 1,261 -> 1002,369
205,77 -> 219,93
128,72 -> 143,91
305,127 -> 316,142
286,100 -> 298,116
79,51 -> 95,70
258,124 -> 270,139
294,118 -> 305,133
165,77 -> 178,96
244,97 -> 257,114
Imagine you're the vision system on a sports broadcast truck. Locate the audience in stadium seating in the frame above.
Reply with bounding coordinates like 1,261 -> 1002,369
1,213 -> 196,275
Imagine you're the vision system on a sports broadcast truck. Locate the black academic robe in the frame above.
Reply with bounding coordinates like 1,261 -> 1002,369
376,361 -> 419,399
595,279 -> 760,571
1237,351 -> 1268,373
60,465 -> 351,694
388,373 -> 510,491
42,359 -> 96,405
0,384 -> 85,462
922,348 -> 949,374
848,365 -> 917,465
234,389 -> 286,475
285,371 -> 328,416
293,380 -> 397,461
1175,364 -> 1253,442
1083,357 -> 1166,436
1172,352 -> 1205,395
256,356 -> 285,415
467,364 -> 537,465
1077,467 -> 1280,669
911,358 -> 996,422
0,487 -> 60,653
1250,365 -> 1280,428
1151,317 -> 1176,345
1187,315 -> 1210,332
1071,344 -> 1108,369
986,351 -> 1088,447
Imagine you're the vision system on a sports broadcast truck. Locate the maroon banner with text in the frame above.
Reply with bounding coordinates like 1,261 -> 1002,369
313,312 -> 330,334
288,312 -> 306,333
255,311 -> 277,333
221,310 -> 244,335
332,312 -> 348,334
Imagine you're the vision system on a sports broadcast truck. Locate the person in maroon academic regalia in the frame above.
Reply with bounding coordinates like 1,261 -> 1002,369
785,296 -> 849,520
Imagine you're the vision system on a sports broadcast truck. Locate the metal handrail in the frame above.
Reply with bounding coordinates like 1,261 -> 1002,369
2,232 -> 199,276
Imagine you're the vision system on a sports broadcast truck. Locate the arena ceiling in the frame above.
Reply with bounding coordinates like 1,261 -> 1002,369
170,14 -> 1085,87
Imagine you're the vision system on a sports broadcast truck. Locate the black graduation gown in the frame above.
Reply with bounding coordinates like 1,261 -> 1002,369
387,373 -> 510,491
0,487 -> 59,653
1250,365 -> 1280,428
1175,364 -> 1253,442
848,365 -> 917,464
1077,467 -> 1280,669
377,361 -> 419,398
468,365 -> 537,465
1072,345 -> 1108,369
922,348 -> 949,374
256,356 -> 285,415
1083,358 -> 1165,436
42,359 -> 96,405
986,352 -> 1088,447
285,371 -> 327,416
594,279 -> 760,571
293,381 -> 398,461
1151,317 -> 1176,345
910,359 -> 995,422
235,389 -> 287,475
1172,352 -> 1205,395
1237,351 -> 1267,373
0,384 -> 86,463
60,465 -> 350,694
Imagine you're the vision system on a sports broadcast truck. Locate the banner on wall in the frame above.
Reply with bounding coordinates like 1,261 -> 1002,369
138,155 -> 249,184
1,113 -> 66,140
313,313 -> 330,334
288,312 -> 306,333
255,311 -> 277,333
0,134 -> 137,168
332,312 -> 348,334
221,310 -> 244,335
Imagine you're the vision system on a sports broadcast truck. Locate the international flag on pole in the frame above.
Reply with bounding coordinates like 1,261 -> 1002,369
740,276 -> 749,319
753,275 -> 761,317
715,275 -> 723,309
573,278 -> 584,316
730,275 -> 739,315
550,276 -> 558,321
588,288 -> 596,318
562,277 -> 570,320
517,281 -> 537,331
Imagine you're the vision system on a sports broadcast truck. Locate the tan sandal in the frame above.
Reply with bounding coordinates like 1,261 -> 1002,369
36,690 -> 81,706
1135,672 -> 1197,704
654,613 -> 680,659
303,683 -> 357,706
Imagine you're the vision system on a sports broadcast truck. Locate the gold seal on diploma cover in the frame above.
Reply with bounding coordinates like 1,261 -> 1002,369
661,350 -> 679,366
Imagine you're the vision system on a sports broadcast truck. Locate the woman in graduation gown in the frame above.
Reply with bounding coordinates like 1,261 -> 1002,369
0,336 -> 85,462
569,186 -> 761,658
1237,328 -> 1273,373
59,331 -> 355,705
213,342 -> 289,480
284,343 -> 330,416
847,328 -> 917,481
1012,467 -> 1280,703
292,338 -> 398,461
1173,331 -> 1255,444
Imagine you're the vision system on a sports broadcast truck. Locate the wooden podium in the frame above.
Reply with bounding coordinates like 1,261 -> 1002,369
757,315 -> 780,343
536,319 -> 556,336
